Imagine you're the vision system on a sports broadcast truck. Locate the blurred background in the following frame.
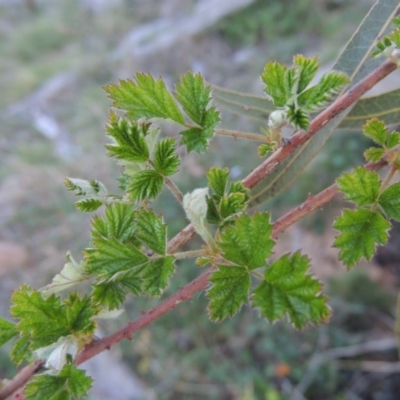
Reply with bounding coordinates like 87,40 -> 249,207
1,0 -> 400,399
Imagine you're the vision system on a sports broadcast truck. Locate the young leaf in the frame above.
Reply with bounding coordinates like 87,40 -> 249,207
363,147 -> 385,162
11,334 -> 31,365
252,252 -> 330,329
180,107 -> 220,152
363,118 -> 388,145
336,167 -> 380,206
65,178 -> 107,198
91,203 -> 137,244
75,198 -> 103,213
207,167 -> 230,199
378,182 -> 400,221
220,192 -> 247,220
24,364 -> 92,400
104,74 -> 185,124
105,112 -> 150,162
218,212 -> 274,269
297,71 -> 349,111
135,209 -> 167,255
387,131 -> 400,148
207,266 -> 250,321
85,237 -> 148,277
175,72 -> 212,125
40,252 -> 87,298
294,55 -> 319,94
261,62 -> 292,107
286,105 -> 310,130
11,287 -> 96,351
127,169 -> 164,201
153,138 -> 180,176
0,317 -> 18,347
141,256 -> 176,297
333,209 -> 390,268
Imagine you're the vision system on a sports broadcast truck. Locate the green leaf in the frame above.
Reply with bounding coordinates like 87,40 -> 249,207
252,252 -> 330,329
258,143 -> 275,157
336,167 -> 380,207
85,237 -> 148,277
363,118 -> 388,145
364,147 -> 385,162
75,198 -> 103,213
294,55 -> 319,94
105,112 -> 149,162
180,107 -> 220,152
0,317 -> 18,347
175,72 -> 212,125
11,334 -> 31,364
297,71 -> 349,111
65,178 -> 107,198
378,182 -> 400,220
11,287 -> 96,351
91,203 -> 137,244
11,286 -> 68,349
220,192 -> 247,219
207,266 -> 250,321
207,167 -> 230,199
141,256 -> 176,297
40,253 -> 87,297
387,131 -> 400,148
153,138 -> 180,176
218,212 -> 274,269
104,74 -> 185,124
333,209 -> 390,268
286,105 -> 311,130
261,61 -> 292,107
127,169 -> 164,201
24,364 -> 92,400
135,209 -> 167,255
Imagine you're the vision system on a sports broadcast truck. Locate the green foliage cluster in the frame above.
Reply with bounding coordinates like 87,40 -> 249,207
1,4 -> 400,399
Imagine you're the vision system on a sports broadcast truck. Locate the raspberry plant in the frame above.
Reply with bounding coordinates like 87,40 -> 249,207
1,1 -> 400,399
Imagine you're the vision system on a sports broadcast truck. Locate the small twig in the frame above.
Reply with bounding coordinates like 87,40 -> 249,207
163,176 -> 184,203
0,359 -> 44,400
337,360 -> 400,373
173,249 -> 208,260
215,128 -> 270,142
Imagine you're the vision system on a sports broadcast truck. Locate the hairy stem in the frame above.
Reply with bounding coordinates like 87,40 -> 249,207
173,249 -> 208,259
163,176 -> 183,202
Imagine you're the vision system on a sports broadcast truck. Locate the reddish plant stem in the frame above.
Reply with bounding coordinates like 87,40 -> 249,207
242,59 -> 397,189
0,360 -> 44,400
75,161 -> 388,365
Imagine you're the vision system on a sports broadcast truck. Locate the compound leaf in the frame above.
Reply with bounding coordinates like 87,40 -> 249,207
180,107 -> 220,152
378,182 -> 400,221
105,74 -> 185,124
252,252 -> 330,329
218,212 -> 274,270
207,266 -> 250,321
24,364 -> 92,400
135,209 -> 167,255
153,138 -> 180,176
127,169 -> 164,201
333,209 -> 390,268
175,72 -> 212,125
336,167 -> 380,207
